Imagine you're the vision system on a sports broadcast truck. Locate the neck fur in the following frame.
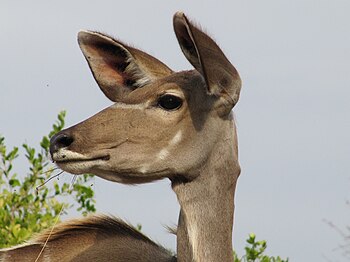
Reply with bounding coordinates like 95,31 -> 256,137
172,119 -> 240,262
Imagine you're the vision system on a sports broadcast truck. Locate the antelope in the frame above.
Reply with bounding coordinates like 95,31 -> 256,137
0,12 -> 242,262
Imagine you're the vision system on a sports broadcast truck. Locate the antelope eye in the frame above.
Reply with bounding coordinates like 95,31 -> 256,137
157,95 -> 183,111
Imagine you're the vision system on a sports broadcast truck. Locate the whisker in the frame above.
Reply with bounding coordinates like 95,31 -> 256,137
40,167 -> 59,175
36,170 -> 64,193
69,174 -> 77,193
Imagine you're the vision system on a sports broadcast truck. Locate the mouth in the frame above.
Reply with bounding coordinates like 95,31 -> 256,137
52,149 -> 110,174
54,154 -> 110,164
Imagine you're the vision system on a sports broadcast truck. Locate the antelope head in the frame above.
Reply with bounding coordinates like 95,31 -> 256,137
50,12 -> 241,186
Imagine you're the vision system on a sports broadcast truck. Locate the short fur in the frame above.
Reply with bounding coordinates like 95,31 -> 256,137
1,215 -> 175,262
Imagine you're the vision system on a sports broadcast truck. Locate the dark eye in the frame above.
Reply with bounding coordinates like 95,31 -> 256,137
157,95 -> 183,111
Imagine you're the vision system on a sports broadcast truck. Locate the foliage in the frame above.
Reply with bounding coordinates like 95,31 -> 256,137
0,111 -> 95,248
234,233 -> 289,262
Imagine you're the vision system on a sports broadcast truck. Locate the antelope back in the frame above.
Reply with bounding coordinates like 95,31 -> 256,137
50,12 -> 241,184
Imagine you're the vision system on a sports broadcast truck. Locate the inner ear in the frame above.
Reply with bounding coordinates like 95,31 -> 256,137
94,42 -> 135,85
173,12 -> 242,110
173,18 -> 202,72
78,31 -> 173,102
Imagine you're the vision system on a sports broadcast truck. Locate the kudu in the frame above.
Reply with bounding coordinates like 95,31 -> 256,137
0,12 -> 242,262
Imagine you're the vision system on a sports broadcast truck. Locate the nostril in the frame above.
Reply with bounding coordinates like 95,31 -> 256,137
50,133 -> 74,156
56,134 -> 74,148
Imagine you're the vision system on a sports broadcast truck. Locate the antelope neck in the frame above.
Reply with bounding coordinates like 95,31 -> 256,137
172,121 -> 239,262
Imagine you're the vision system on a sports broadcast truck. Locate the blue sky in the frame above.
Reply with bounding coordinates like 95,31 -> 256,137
1,1 -> 350,260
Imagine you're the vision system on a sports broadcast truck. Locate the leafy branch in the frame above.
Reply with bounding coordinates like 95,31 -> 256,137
0,111 -> 96,247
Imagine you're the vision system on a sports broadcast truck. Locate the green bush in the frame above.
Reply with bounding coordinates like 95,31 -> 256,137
234,233 -> 288,262
0,111 -> 95,248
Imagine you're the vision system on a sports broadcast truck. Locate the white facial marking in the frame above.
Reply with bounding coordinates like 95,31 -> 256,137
111,102 -> 148,110
52,148 -> 88,162
52,148 -> 107,175
157,149 -> 169,161
156,130 -> 182,161
139,165 -> 149,174
56,159 -> 106,175
170,130 -> 183,146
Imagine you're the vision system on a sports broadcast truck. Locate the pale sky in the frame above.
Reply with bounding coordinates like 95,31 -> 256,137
1,1 -> 350,261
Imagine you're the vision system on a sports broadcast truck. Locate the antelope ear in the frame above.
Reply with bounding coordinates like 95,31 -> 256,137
173,12 -> 242,110
78,31 -> 173,102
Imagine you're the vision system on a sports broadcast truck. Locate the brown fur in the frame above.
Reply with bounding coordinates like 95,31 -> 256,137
1,216 -> 175,262
31,215 -> 159,246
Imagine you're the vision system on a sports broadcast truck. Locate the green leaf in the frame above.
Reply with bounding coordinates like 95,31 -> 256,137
247,233 -> 256,244
40,136 -> 50,151
6,147 -> 18,161
54,182 -> 60,195
9,179 -> 20,187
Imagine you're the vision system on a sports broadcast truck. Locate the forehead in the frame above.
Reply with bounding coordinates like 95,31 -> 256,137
124,70 -> 207,104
